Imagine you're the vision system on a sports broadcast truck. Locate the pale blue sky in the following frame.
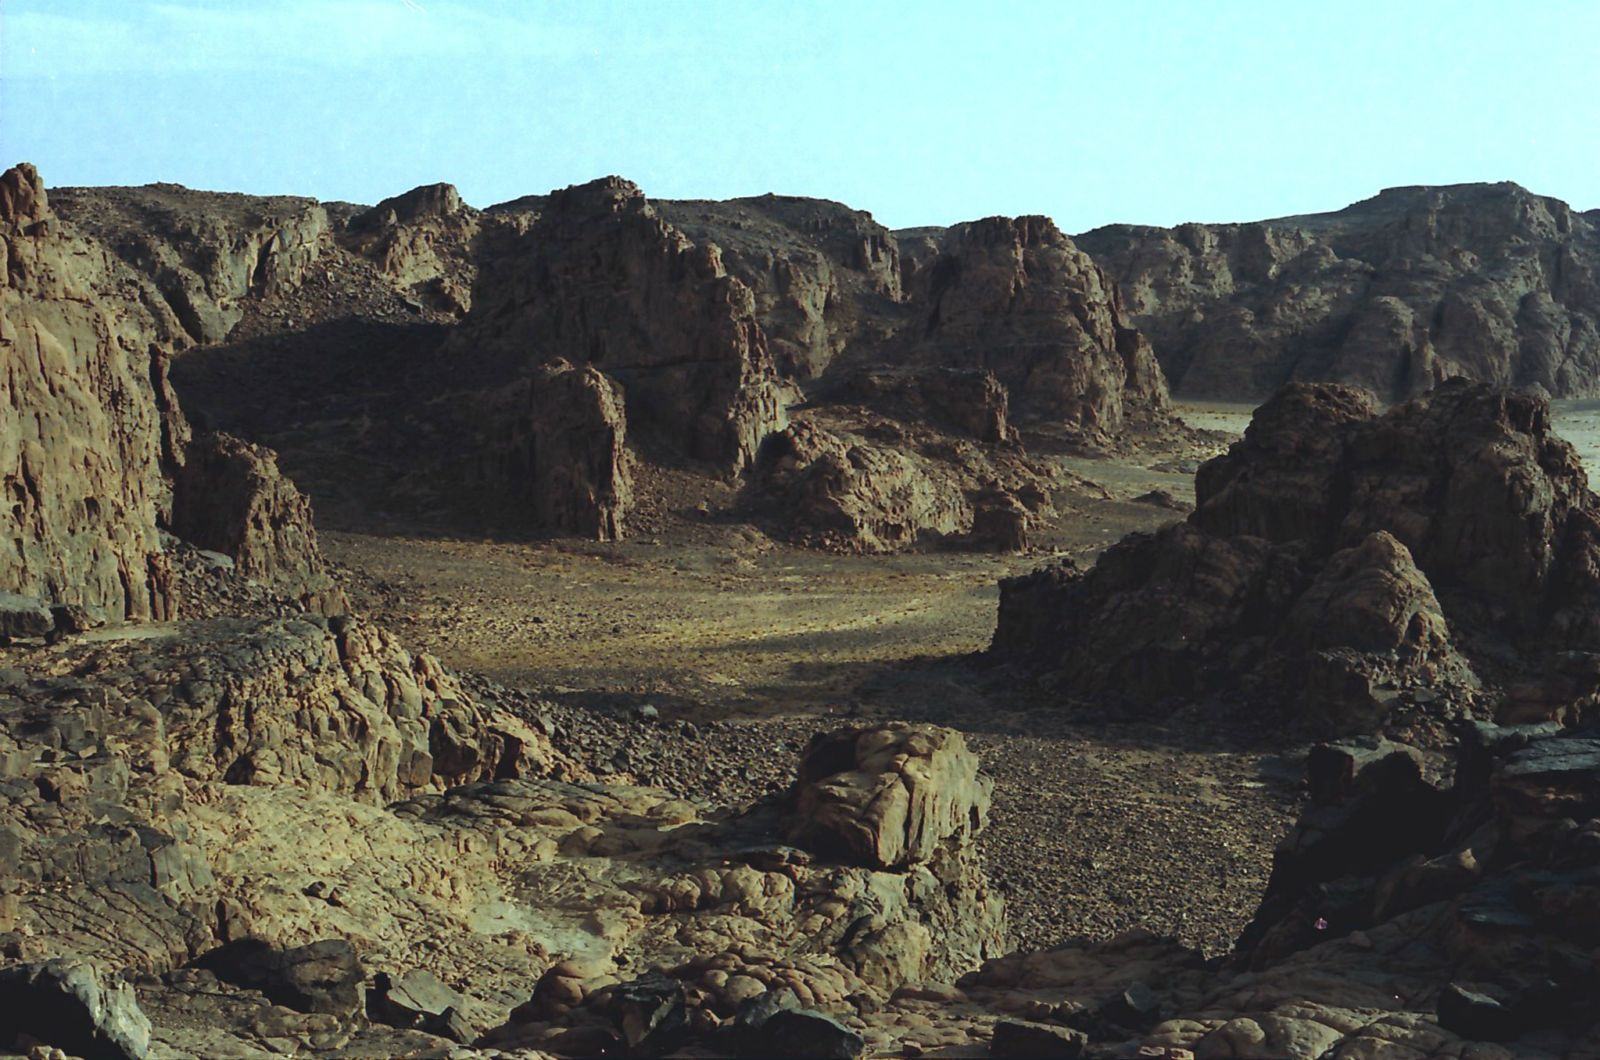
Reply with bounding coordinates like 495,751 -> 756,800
3,0 -> 1597,230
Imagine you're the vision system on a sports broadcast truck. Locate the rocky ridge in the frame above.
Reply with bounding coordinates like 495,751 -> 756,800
1079,181 -> 1600,400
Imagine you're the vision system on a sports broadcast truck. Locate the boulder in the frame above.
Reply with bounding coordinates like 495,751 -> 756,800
473,360 -> 631,540
788,723 -> 992,870
0,592 -> 53,639
756,420 -> 971,553
0,958 -> 152,1060
169,431 -> 346,613
991,1018 -> 1088,1059
195,938 -> 364,1016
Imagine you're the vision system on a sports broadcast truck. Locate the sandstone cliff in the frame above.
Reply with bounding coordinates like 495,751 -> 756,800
456,176 -> 789,475
1,163 -> 186,621
882,215 -> 1171,436
659,194 -> 903,379
1079,181 -> 1600,399
2,163 -> 342,621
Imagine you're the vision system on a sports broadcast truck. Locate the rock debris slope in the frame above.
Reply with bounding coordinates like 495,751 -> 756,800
1079,181 -> 1600,400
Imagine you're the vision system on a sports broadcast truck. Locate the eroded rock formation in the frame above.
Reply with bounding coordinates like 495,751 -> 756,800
659,194 -> 904,379
755,420 -> 973,553
469,360 -> 631,540
995,380 -> 1600,733
1078,182 -> 1600,399
53,182 -> 330,344
887,215 -> 1171,435
455,176 -> 789,474
170,431 -> 346,613
2,163 -> 185,622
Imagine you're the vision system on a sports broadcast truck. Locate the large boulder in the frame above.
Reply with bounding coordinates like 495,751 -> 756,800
755,420 -> 972,553
169,431 -> 346,614
788,723 -> 992,870
472,360 -> 631,540
0,958 -> 153,1060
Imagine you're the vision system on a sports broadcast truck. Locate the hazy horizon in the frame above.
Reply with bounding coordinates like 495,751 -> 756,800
4,0 -> 1598,231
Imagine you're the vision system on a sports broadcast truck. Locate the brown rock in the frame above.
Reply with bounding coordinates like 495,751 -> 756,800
455,176 -> 787,473
1077,182 -> 1600,400
169,431 -> 346,614
788,723 -> 992,870
473,360 -> 631,540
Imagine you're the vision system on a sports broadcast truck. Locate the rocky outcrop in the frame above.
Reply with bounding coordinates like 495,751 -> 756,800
755,420 -> 972,552
52,182 -> 330,344
789,723 -> 992,870
470,361 -> 631,540
855,722 -> 1600,1058
993,380 -> 1600,733
1,163 -> 186,622
169,431 -> 346,613
660,195 -> 903,379
828,366 -> 1014,443
887,216 -> 1171,435
1078,182 -> 1600,399
343,182 -> 480,314
454,176 -> 788,474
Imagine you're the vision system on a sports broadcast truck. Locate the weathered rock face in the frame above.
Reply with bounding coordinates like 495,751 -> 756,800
755,420 -> 972,553
1078,182 -> 1600,399
470,360 -> 631,540
660,195 -> 904,380
789,723 -> 992,870
53,182 -> 330,344
1,163 -> 186,622
994,380 -> 1600,732
455,176 -> 788,474
170,431 -> 346,614
1193,380 -> 1600,642
342,182 -> 480,314
890,216 -> 1171,434
829,366 -> 1013,443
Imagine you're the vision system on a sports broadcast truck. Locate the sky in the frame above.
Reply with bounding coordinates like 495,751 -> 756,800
3,0 -> 1598,232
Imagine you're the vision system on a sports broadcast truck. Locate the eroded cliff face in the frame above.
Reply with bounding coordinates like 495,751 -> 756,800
1079,181 -> 1600,400
456,176 -> 789,475
659,195 -> 904,380
889,215 -> 1171,436
0,163 -> 186,621
52,182 -> 331,345
2,163 -> 343,621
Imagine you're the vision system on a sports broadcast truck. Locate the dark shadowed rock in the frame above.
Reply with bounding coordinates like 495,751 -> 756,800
196,938 -> 364,1016
991,1018 -> 1087,1058
0,958 -> 152,1060
472,360 -> 631,540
